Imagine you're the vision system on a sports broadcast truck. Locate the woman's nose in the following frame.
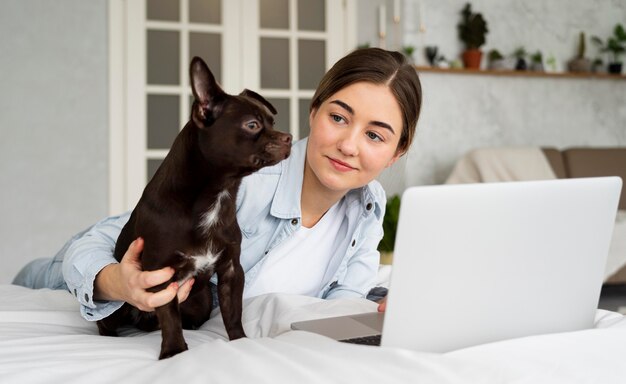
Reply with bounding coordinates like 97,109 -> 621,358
337,130 -> 359,156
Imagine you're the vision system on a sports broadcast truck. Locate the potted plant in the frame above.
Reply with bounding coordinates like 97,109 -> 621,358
487,49 -> 506,70
546,54 -> 558,73
402,45 -> 416,63
592,24 -> 626,74
457,3 -> 488,69
378,195 -> 400,264
592,57 -> 606,73
513,47 -> 528,70
567,32 -> 592,73
530,50 -> 544,72
425,46 -> 439,66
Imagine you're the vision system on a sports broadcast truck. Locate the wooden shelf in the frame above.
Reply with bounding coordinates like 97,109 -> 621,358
414,66 -> 626,81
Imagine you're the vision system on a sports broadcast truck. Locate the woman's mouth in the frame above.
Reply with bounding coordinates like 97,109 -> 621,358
327,156 -> 356,172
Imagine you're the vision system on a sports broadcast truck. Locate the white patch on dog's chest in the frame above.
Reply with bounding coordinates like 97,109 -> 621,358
191,245 -> 221,272
199,190 -> 230,234
177,190 -> 230,285
177,245 -> 221,285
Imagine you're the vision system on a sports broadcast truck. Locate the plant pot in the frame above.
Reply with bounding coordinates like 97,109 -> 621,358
530,62 -> 544,72
592,62 -> 607,73
608,62 -> 623,75
567,58 -> 592,73
462,49 -> 482,69
515,58 -> 527,71
379,251 -> 394,265
488,59 -> 506,70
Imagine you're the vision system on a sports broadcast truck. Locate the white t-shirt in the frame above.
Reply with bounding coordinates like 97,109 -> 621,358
243,199 -> 347,299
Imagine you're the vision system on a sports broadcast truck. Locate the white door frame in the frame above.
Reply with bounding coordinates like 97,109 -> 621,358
108,0 -> 126,215
108,0 -> 357,215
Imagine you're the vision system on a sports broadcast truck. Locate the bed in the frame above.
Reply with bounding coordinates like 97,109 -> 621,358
2,272 -> 626,384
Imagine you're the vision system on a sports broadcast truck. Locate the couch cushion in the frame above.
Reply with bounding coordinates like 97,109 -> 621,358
563,148 -> 626,210
541,148 -> 568,179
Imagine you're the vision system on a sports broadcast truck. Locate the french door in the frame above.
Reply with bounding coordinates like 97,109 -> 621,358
109,0 -> 353,213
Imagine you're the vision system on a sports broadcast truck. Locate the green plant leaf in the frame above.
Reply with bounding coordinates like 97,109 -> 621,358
591,36 -> 604,47
378,195 -> 401,252
614,24 -> 626,41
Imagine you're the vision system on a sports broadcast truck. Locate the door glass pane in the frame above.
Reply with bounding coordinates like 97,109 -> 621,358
299,98 -> 311,138
190,32 -> 222,83
298,40 -> 325,89
261,38 -> 290,89
147,159 -> 163,181
298,0 -> 325,31
260,0 -> 289,29
147,95 -> 180,149
147,30 -> 180,85
189,0 -> 221,24
266,98 -> 290,133
147,0 -> 180,21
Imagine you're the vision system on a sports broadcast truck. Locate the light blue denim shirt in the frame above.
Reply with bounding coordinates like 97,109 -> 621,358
61,138 -> 386,321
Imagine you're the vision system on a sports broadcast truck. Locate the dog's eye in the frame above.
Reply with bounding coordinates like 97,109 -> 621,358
244,121 -> 260,131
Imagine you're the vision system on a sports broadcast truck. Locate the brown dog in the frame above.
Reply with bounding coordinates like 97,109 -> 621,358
96,56 -> 292,359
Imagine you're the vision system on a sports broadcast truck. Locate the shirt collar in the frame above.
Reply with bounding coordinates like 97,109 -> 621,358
270,138 -> 307,219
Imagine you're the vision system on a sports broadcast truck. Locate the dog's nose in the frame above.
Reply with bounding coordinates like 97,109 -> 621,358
281,133 -> 292,145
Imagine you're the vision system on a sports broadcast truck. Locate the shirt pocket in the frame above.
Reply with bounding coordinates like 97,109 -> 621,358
240,213 -> 277,239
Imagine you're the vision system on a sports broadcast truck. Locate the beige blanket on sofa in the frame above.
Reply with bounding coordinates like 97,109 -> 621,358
445,147 -> 557,184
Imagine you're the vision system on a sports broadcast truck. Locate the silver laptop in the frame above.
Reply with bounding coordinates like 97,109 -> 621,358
291,177 -> 622,352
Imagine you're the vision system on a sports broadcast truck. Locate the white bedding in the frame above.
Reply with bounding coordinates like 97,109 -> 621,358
1,284 -> 626,384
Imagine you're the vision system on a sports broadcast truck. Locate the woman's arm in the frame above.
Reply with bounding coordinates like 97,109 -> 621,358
62,213 -> 193,320
324,185 -> 387,302
94,237 -> 193,311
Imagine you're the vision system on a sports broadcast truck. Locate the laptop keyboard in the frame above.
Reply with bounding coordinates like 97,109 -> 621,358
339,334 -> 381,346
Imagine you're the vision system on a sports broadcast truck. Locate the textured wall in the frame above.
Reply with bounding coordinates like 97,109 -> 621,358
404,0 -> 626,69
1,0 -> 624,283
378,0 -> 626,195
0,0 -> 108,283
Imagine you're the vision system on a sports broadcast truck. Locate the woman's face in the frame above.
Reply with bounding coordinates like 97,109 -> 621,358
305,81 -> 403,196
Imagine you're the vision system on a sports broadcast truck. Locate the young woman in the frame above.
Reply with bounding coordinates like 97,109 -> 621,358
13,48 -> 422,320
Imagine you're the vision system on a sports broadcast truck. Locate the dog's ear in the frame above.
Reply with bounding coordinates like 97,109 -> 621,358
190,56 -> 226,127
240,89 -> 277,115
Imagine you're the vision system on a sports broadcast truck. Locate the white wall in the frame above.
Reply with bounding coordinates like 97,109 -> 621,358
378,0 -> 626,195
1,0 -> 624,283
0,0 -> 108,283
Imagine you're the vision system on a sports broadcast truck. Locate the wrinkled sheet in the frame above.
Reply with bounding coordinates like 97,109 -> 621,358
1,284 -> 626,384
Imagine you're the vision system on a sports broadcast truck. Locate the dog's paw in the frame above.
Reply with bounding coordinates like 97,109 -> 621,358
228,329 -> 247,340
96,321 -> 118,337
158,342 -> 188,360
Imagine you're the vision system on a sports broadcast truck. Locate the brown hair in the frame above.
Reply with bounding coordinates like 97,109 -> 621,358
310,48 -> 422,154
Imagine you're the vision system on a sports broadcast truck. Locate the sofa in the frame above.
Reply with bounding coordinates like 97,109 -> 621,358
445,147 -> 626,284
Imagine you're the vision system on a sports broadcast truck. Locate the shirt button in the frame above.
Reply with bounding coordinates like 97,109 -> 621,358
291,218 -> 298,225
366,203 -> 373,211
351,239 -> 356,247
84,293 -> 90,303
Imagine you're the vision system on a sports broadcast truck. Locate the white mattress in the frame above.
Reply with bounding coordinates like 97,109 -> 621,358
1,284 -> 626,383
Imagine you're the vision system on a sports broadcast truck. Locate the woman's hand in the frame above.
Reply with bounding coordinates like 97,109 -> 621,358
377,296 -> 387,312
94,237 -> 194,311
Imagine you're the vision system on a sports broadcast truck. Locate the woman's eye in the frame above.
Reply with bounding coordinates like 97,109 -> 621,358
366,131 -> 383,142
331,114 -> 345,124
